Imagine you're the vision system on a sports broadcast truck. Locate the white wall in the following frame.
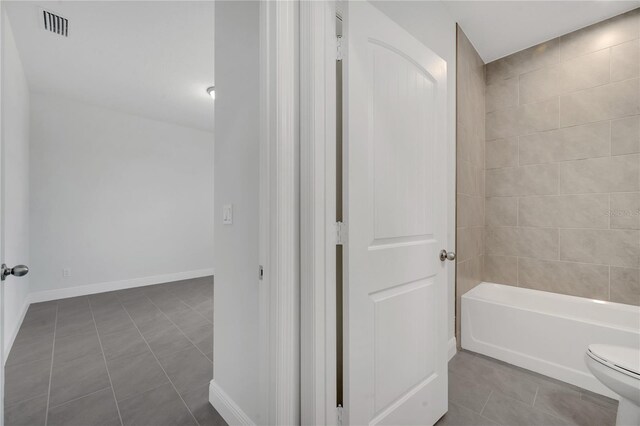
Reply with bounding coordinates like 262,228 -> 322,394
29,94 -> 214,296
212,1 -> 260,423
371,1 -> 458,344
2,11 -> 31,354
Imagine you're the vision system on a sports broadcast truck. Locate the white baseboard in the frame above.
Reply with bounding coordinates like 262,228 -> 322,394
4,298 -> 31,364
209,380 -> 255,426
448,336 -> 457,361
28,268 -> 215,303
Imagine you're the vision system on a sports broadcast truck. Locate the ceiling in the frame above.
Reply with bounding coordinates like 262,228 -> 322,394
444,1 -> 640,63
5,1 -> 215,132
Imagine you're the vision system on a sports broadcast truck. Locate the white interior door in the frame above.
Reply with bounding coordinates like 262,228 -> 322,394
344,2 -> 449,425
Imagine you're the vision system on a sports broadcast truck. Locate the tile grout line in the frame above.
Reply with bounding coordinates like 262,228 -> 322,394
479,390 -> 493,416
120,301 -> 201,426
43,303 -> 59,426
144,294 -> 213,363
175,293 -> 213,324
47,385 -> 112,411
88,298 -> 124,426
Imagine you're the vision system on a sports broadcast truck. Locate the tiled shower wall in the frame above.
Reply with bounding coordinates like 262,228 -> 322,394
456,26 -> 485,338
483,8 -> 640,305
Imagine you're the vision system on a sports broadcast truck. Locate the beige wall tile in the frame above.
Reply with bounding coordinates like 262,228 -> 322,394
519,66 -> 559,104
558,48 -> 611,93
484,255 -> 518,285
457,159 -> 481,196
611,115 -> 640,155
519,98 -> 560,136
560,154 -> 640,194
458,194 -> 484,228
610,192 -> 640,230
486,164 -> 558,196
486,76 -> 518,113
457,256 -> 483,295
611,39 -> 640,82
610,267 -> 640,305
487,97 -> 559,140
486,138 -> 518,169
519,194 -> 609,229
486,227 -> 558,260
560,78 -> 640,127
519,121 -> 610,165
485,39 -> 559,84
518,258 -> 609,300
457,226 -> 484,263
485,197 -> 518,227
559,9 -> 640,59
560,229 -> 640,268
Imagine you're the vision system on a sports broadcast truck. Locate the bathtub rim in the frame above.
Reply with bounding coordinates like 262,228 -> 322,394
463,282 -> 640,334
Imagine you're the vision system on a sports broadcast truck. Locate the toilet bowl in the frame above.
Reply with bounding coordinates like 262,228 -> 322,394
586,344 -> 640,426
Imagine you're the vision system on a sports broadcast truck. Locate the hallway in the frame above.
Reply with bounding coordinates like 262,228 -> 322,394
4,277 -> 224,426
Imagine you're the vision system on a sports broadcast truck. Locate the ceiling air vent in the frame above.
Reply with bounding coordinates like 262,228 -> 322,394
41,9 -> 68,37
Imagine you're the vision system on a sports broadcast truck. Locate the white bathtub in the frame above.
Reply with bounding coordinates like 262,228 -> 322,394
461,282 -> 640,398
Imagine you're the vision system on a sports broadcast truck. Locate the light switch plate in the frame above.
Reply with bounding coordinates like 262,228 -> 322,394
223,204 -> 233,225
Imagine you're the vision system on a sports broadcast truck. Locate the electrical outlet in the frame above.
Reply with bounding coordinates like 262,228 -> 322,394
62,268 -> 71,278
223,204 -> 233,225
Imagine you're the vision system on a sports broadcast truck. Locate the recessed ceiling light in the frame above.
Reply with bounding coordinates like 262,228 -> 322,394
207,86 -> 215,100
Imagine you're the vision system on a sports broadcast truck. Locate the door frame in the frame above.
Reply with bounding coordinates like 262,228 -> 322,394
300,1 -> 338,424
299,1 -> 339,424
259,1 -> 301,425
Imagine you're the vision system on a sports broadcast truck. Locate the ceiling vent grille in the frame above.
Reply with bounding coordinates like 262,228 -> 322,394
41,9 -> 68,37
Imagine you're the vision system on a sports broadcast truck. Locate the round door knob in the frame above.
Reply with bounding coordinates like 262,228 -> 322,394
1,264 -> 29,281
439,250 -> 456,262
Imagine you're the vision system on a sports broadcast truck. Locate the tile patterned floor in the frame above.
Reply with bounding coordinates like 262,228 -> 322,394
4,276 -> 227,426
438,350 -> 619,426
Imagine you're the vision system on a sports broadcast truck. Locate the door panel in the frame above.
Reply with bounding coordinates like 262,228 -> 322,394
345,2 -> 448,425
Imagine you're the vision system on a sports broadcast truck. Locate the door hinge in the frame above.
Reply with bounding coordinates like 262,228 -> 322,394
336,36 -> 343,61
335,221 -> 347,245
336,405 -> 344,426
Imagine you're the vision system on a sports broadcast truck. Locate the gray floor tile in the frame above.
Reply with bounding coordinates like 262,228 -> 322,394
15,316 -> 56,342
482,391 -> 570,426
580,390 -> 619,411
181,323 -> 213,355
47,388 -> 121,426
181,383 -> 227,426
118,383 -> 197,426
157,346 -> 212,393
54,330 -> 102,366
151,297 -> 193,317
451,351 -> 538,404
166,308 -> 210,332
535,380 -> 617,426
136,314 -> 175,337
436,402 -> 497,426
107,351 -> 169,401
49,352 -> 111,407
449,370 -> 493,413
94,309 -> 137,336
57,297 -> 91,318
99,327 -> 149,361
145,325 -> 195,359
4,357 -> 51,406
6,333 -> 54,366
55,309 -> 96,338
4,393 -> 48,426
23,302 -> 58,324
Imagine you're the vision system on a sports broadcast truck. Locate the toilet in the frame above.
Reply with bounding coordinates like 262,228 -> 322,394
586,344 -> 640,426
